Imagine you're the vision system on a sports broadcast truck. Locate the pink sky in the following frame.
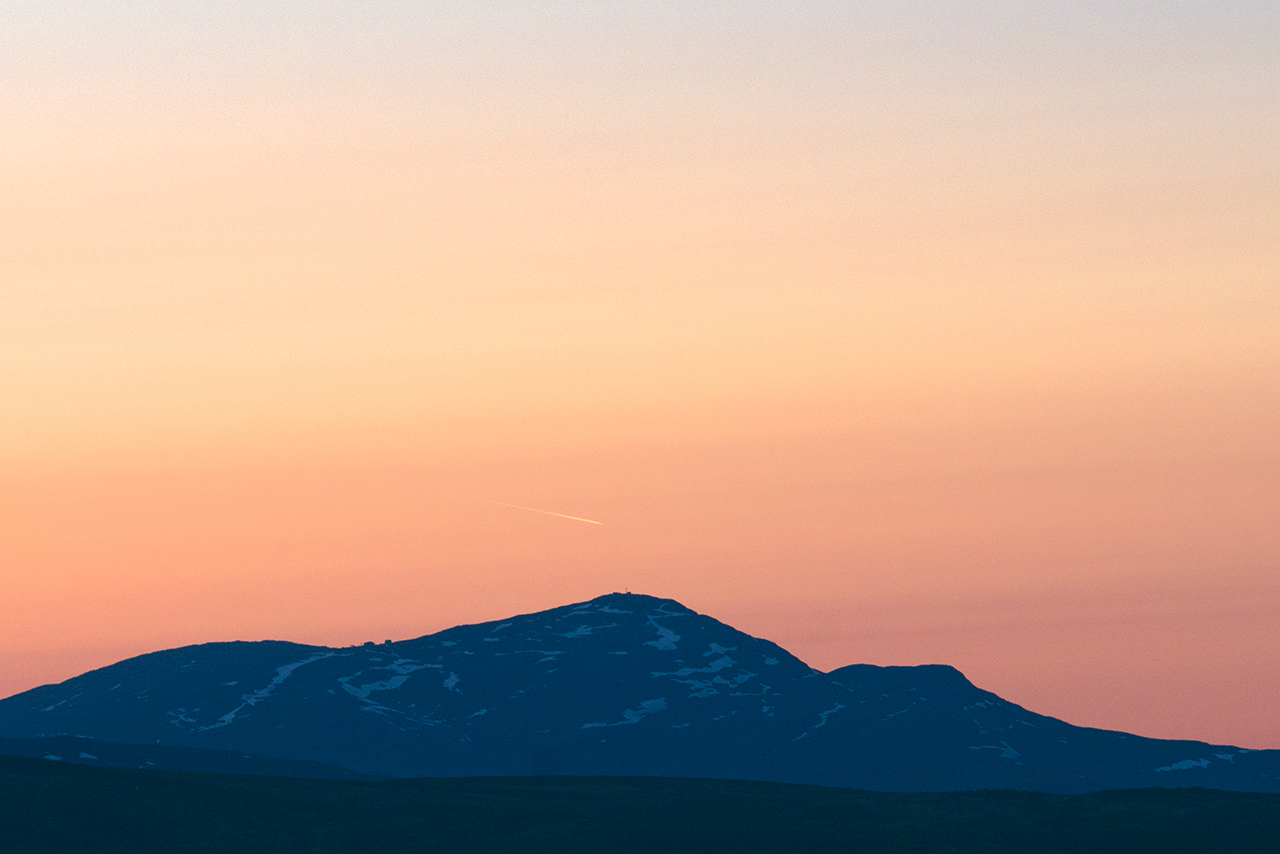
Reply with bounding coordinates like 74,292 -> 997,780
2,3 -> 1278,748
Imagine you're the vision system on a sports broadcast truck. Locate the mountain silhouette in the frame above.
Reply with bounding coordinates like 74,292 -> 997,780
1,593 -> 1275,792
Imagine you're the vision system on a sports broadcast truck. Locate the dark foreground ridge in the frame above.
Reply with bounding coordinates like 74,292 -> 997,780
2,592 -> 1278,792
3,755 -> 1279,854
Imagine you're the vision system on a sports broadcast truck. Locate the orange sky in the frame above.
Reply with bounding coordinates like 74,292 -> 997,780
2,3 -> 1278,748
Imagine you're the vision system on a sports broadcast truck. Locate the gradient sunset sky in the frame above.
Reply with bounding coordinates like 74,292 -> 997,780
3,2 -> 1278,748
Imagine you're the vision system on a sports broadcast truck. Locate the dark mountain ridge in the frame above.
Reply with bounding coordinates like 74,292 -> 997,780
2,592 -> 1276,792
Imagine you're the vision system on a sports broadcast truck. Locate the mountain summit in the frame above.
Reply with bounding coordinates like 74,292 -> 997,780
1,593 -> 1275,792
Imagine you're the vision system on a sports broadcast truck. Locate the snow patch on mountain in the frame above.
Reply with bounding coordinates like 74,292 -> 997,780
642,612 -> 683,651
792,704 -> 848,741
41,695 -> 78,713
340,674 -> 412,701
645,627 -> 680,650
198,652 -> 343,731
651,655 -> 737,679
582,698 -> 668,728
970,742 -> 1021,760
168,709 -> 199,728
883,702 -> 918,720
560,624 -> 616,639
650,651 -> 759,699
378,659 -> 442,676
1156,758 -> 1210,772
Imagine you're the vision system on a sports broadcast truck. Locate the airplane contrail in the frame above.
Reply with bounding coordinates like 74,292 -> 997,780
489,501 -> 603,525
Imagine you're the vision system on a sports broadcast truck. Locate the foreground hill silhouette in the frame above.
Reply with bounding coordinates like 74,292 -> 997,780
4,755 -> 1279,854
1,593 -> 1277,792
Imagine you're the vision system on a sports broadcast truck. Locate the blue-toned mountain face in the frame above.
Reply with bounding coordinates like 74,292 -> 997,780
0,593 -> 1275,792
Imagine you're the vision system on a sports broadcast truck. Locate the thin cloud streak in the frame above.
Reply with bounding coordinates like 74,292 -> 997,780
489,501 -> 604,526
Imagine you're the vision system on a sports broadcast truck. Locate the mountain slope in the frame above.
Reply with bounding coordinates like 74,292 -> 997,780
0,735 -> 371,778
1,593 -> 1275,792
